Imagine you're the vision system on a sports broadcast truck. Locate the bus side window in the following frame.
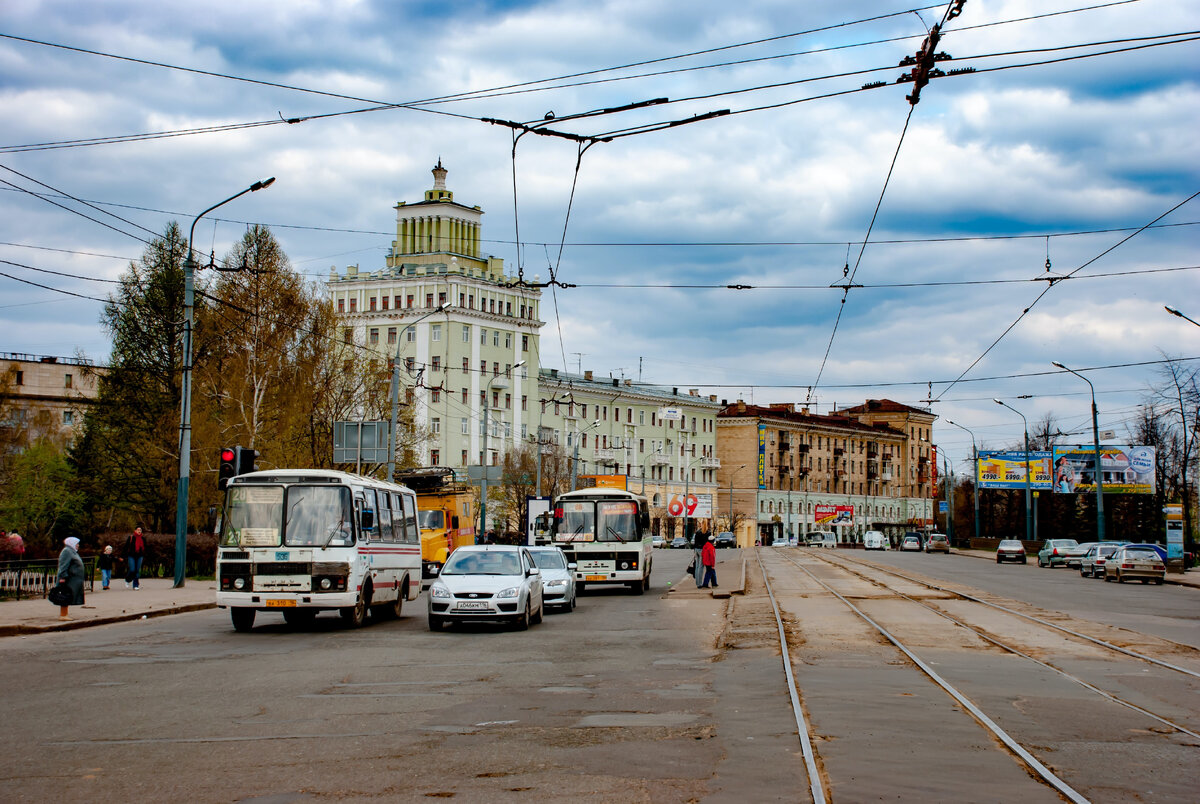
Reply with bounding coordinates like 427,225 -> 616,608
451,515 -> 459,530
391,492 -> 407,543
377,488 -> 393,542
404,493 -> 419,544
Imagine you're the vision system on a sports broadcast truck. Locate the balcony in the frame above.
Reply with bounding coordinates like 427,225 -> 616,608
867,444 -> 879,458
595,448 -> 618,462
777,438 -> 791,452
867,469 -> 878,480
700,456 -> 720,468
833,448 -> 844,457
777,464 -> 791,475
917,471 -> 930,483
649,453 -> 670,466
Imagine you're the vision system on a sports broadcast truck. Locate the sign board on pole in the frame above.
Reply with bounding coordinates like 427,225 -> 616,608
666,493 -> 712,518
815,504 -> 854,526
976,450 -> 1052,490
1051,446 -> 1155,494
333,420 -> 391,464
578,474 -> 628,490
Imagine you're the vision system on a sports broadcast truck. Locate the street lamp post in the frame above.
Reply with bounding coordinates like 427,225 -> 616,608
1052,362 -> 1106,542
946,420 -> 980,546
570,419 -> 601,492
640,448 -> 663,494
728,464 -> 746,536
993,398 -> 1032,543
480,361 -> 525,541
174,177 -> 275,588
943,453 -> 954,543
387,303 -> 450,482
1165,306 -> 1200,327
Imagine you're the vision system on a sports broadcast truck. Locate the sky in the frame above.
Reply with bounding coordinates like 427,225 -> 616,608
1,0 -> 1198,474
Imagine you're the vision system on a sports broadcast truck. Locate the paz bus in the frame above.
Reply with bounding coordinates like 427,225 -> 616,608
549,487 -> 653,594
216,469 -> 422,632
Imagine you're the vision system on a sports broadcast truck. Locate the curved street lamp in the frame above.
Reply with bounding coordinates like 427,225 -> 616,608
480,360 -> 525,539
569,418 -> 602,492
945,420 -> 980,546
175,177 -> 275,588
1052,362 -> 1106,542
993,398 -> 1032,543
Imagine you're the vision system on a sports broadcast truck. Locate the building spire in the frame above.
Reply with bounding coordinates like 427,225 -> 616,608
432,158 -> 447,190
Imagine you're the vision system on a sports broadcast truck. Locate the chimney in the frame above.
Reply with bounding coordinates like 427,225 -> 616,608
736,400 -> 747,413
584,370 -> 593,381
689,389 -> 698,396
624,379 -> 632,386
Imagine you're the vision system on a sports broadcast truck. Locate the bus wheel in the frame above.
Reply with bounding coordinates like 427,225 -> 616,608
341,587 -> 370,628
230,608 -> 255,633
629,577 -> 645,595
282,609 -> 316,628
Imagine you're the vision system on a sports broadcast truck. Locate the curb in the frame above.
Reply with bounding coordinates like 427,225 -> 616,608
0,602 -> 216,637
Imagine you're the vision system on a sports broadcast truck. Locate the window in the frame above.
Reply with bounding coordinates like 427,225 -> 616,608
581,404 -> 587,418
425,293 -> 434,308
394,295 -> 401,309
369,328 -> 379,345
459,293 -> 466,307
387,327 -> 397,345
431,449 -> 440,466
343,327 -> 353,344
431,355 -> 442,372
522,334 -> 529,352
431,324 -> 441,342
462,388 -> 468,404
431,389 -> 440,403
64,373 -> 73,389
337,299 -> 344,313
480,360 -> 487,376
639,410 -> 645,425
404,357 -> 415,372
492,331 -> 499,347
431,418 -> 441,434
490,299 -> 496,313
381,297 -> 389,310
521,395 -> 527,411
492,362 -> 499,376
462,324 -> 470,342
462,357 -> 469,373
505,393 -> 511,410
406,294 -> 414,308
468,294 -> 474,309
63,410 -> 74,425
480,328 -> 487,345
492,390 -> 500,407
438,292 -> 446,307
628,408 -> 633,423
461,450 -> 468,465
369,297 -> 377,311
505,333 -> 512,349
521,424 -> 527,439
461,418 -> 469,434
405,326 -> 416,342
520,305 -> 526,318
349,298 -> 357,312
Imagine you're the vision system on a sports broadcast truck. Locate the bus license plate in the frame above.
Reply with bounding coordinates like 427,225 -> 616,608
585,574 -> 607,581
456,601 -> 488,610
264,599 -> 296,608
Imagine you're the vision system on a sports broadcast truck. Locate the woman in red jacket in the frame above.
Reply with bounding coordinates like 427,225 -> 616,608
700,534 -> 718,589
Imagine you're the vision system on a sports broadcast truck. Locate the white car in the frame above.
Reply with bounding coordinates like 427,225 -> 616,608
864,530 -> 888,550
428,545 -> 544,631
527,545 -> 577,612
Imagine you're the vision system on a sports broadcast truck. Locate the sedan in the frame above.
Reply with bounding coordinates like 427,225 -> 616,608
528,546 -> 577,612
1064,541 -> 1100,569
995,539 -> 1026,564
1104,545 -> 1166,584
670,536 -> 690,549
924,533 -> 950,553
1079,542 -> 1127,578
900,535 -> 922,552
1037,539 -> 1079,568
714,532 -> 737,549
428,545 -> 543,631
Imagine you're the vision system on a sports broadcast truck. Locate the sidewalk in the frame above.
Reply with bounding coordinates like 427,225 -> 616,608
0,577 -> 216,637
665,554 -> 746,600
950,547 -> 1200,589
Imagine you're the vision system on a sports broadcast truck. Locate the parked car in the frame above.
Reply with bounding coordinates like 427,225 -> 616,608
427,545 -> 543,631
527,546 -> 577,612
1037,539 -> 1079,568
772,536 -> 793,548
995,539 -> 1026,564
1079,542 -> 1127,578
651,534 -> 667,549
924,533 -> 950,553
806,531 -> 838,548
864,530 -> 888,550
670,536 -> 690,549
1103,545 -> 1166,584
714,531 -> 737,549
900,535 -> 922,552
1064,541 -> 1100,568
903,531 -> 926,549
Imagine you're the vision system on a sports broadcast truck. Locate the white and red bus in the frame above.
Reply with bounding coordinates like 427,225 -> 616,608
216,469 -> 422,631
550,488 -> 653,594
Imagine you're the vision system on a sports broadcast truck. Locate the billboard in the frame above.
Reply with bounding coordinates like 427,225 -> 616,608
1051,446 -> 1155,494
578,474 -> 628,490
815,504 -> 854,526
977,450 -> 1052,490
667,493 -> 713,518
758,424 -> 766,489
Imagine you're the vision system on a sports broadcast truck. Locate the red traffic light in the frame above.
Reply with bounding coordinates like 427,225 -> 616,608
221,448 -> 236,462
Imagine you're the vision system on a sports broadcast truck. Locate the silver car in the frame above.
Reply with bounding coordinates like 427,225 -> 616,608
528,545 -> 577,612
1079,542 -> 1126,578
428,545 -> 544,631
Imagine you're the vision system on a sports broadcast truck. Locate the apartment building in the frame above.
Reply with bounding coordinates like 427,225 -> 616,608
717,399 -> 936,545
0,352 -> 99,448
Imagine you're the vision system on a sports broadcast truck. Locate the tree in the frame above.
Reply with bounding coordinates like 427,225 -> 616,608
0,440 -> 86,557
71,224 -> 187,533
1151,357 -> 1199,546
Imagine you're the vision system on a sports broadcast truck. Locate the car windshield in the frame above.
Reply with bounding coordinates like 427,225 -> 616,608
419,509 -> 444,530
999,540 -> 1021,547
1122,547 -> 1158,558
904,537 -> 919,543
530,550 -> 566,569
443,551 -> 521,576
1053,540 -> 1078,548
1099,544 -> 1121,556
931,535 -> 947,541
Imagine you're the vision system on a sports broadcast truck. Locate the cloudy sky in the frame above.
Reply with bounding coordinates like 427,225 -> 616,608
2,0 -> 1198,471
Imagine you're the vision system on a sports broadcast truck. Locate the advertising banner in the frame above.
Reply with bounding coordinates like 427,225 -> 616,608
578,474 -> 627,490
814,504 -> 854,526
977,450 -> 1052,490
666,493 -> 713,518
757,424 -> 766,489
1051,446 -> 1155,494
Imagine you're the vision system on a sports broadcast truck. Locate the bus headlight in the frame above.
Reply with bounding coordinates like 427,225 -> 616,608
233,578 -> 246,590
620,561 -> 630,570
319,578 -> 332,590
430,583 -> 451,599
496,587 -> 520,599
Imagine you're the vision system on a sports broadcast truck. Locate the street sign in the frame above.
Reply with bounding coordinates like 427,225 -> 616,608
659,407 -> 683,421
333,420 -> 390,464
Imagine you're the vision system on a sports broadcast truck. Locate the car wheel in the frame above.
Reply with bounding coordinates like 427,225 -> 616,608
1020,558 -> 1026,564
995,557 -> 1001,563
1140,578 -> 1149,584
428,613 -> 444,631
513,600 -> 530,631
1155,578 -> 1164,585
230,607 -> 255,633
1104,572 -> 1113,582
531,599 -> 544,625
568,591 -> 577,611
340,586 -> 370,628
1117,573 -> 1125,584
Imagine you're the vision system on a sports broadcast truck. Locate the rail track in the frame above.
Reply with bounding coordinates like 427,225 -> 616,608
751,547 -> 1200,803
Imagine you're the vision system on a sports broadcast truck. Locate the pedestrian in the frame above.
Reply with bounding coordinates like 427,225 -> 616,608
123,526 -> 146,590
98,545 -> 114,590
700,533 -> 718,589
692,525 -> 708,587
7,529 -> 24,558
55,536 -> 86,619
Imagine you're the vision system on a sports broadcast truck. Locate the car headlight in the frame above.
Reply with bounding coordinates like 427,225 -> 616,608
233,577 -> 246,590
430,583 -> 451,599
545,579 -> 567,589
496,586 -> 520,599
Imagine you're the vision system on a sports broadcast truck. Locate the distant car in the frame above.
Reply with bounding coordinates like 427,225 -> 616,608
1079,542 -> 1127,578
1065,541 -> 1100,568
670,536 -> 690,549
527,546 -> 577,612
1037,539 -> 1079,568
1104,545 -> 1166,584
651,534 -> 667,549
925,533 -> 950,553
903,531 -> 925,548
428,544 -> 543,631
772,536 -> 793,548
714,532 -> 737,549
864,530 -> 888,550
900,535 -> 922,552
806,531 -> 837,548
995,540 -> 1026,564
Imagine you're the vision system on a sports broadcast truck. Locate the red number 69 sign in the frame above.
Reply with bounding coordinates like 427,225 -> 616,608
667,494 -> 698,517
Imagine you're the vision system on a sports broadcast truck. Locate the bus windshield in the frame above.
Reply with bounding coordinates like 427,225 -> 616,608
285,486 -> 354,547
419,509 -> 445,530
556,501 -> 594,542
221,485 -> 284,547
597,501 -> 639,543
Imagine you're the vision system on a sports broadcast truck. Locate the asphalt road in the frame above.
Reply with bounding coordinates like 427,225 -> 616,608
843,547 -> 1200,648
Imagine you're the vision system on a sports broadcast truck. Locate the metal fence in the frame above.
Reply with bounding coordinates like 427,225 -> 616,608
0,558 -> 96,600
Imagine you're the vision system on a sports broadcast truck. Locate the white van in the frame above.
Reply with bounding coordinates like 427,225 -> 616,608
863,530 -> 888,550
806,531 -> 838,548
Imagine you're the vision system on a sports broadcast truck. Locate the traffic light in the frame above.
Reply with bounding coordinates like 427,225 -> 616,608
235,446 -> 259,475
218,447 -> 237,491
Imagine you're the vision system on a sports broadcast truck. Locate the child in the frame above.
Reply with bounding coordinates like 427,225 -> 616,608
98,545 -> 115,590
